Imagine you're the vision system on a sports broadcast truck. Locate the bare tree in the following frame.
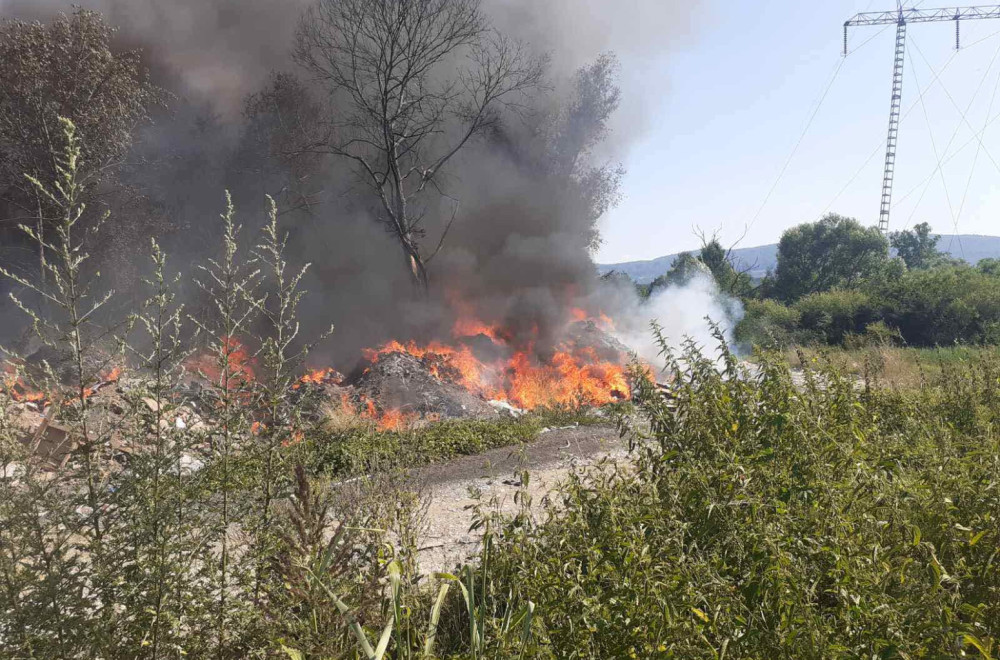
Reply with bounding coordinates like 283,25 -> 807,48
294,0 -> 545,289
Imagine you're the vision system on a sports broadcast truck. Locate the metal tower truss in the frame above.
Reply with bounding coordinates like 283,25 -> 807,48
843,4 -> 1000,234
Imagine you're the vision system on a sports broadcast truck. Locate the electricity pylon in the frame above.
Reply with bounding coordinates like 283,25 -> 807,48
844,3 -> 1000,235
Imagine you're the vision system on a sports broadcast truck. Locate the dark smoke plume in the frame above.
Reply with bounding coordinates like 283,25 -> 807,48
0,0 -> 704,371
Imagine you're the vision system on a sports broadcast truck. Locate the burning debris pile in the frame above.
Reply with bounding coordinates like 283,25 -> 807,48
334,313 -> 634,428
4,308 -> 635,466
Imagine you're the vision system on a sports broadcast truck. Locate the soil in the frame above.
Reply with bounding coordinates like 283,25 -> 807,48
409,423 -> 628,575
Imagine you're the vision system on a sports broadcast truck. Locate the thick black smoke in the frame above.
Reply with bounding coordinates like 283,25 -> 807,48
0,0 -> 699,370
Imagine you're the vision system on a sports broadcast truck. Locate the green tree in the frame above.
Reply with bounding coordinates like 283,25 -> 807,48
977,257 -> 1000,277
889,222 -> 942,270
699,238 -> 753,297
647,252 -> 709,296
0,9 -> 160,278
772,213 -> 888,302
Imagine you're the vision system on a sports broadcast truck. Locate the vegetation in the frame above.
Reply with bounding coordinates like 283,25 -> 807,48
0,122 -> 597,658
471,332 -> 1000,658
0,9 -> 161,280
631,213 -> 1000,350
300,406 -> 606,478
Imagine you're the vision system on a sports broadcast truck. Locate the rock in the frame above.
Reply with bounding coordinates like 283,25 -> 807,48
176,454 -> 204,474
488,400 -> 525,418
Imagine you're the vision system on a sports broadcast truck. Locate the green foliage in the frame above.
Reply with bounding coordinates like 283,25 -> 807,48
733,298 -> 802,348
977,257 -> 1000,277
794,288 -> 875,345
773,213 -> 889,302
647,252 -> 709,296
303,416 -> 544,477
889,221 -> 946,270
869,263 -> 1000,346
743,251 -> 1000,349
480,332 -> 1000,658
699,238 -> 753,297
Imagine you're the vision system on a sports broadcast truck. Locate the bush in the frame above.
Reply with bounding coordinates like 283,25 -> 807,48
793,287 -> 875,345
734,298 -> 803,348
481,334 -> 1000,658
302,416 -> 543,476
869,264 -> 1000,346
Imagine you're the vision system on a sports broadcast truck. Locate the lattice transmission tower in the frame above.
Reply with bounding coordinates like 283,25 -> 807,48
844,2 -> 1000,234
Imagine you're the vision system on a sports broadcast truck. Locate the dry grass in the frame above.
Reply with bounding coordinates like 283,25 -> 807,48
777,344 -> 1000,389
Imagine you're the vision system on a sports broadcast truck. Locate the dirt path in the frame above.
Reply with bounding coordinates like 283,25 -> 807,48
411,424 -> 627,575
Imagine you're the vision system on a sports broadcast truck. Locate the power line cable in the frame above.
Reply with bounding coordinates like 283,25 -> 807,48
742,56 -> 845,234
955,49 -> 1000,236
819,47 -> 961,217
899,35 -> 1000,230
913,39 -> 1000,177
895,101 -> 1000,210
908,39 -> 964,257
821,24 -> 1000,221
743,17 -> 898,236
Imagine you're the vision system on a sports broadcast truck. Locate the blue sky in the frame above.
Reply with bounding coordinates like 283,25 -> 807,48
596,0 -> 1000,263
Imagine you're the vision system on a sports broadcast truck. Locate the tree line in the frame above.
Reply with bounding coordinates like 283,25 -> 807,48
622,214 -> 1000,348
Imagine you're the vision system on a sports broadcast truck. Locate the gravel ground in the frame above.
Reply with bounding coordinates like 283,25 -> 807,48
411,424 -> 627,575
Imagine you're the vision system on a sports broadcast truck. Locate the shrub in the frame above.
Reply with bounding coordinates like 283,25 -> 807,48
481,332 -> 1000,658
734,298 -> 803,348
794,287 -> 875,345
869,264 -> 1000,345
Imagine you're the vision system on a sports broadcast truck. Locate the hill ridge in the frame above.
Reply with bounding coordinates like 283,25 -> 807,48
598,234 -> 1000,284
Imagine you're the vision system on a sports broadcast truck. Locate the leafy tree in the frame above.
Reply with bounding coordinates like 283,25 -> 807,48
0,9 -> 160,277
293,0 -> 544,290
977,257 -> 1000,277
647,252 -> 709,296
889,222 -> 943,270
548,53 -> 624,251
772,213 -> 888,302
699,238 -> 753,297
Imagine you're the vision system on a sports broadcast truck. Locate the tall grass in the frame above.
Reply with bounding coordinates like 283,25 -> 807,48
479,326 -> 1000,658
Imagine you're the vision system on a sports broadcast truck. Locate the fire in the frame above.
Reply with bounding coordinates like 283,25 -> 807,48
452,316 -> 501,341
2,365 -> 46,405
184,336 -> 255,389
363,339 -> 497,396
503,345 -> 630,410
374,407 -> 416,431
294,367 -> 342,389
362,309 -> 630,418
3,364 -> 122,405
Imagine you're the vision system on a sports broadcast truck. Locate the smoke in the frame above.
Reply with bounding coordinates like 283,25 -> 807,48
611,274 -> 745,367
0,0 -> 310,115
0,0 -> 717,372
483,0 -> 700,155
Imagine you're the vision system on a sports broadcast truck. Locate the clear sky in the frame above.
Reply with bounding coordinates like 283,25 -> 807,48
596,0 -> 1000,264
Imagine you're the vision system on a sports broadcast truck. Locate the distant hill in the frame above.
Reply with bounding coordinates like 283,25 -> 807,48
598,234 -> 1000,284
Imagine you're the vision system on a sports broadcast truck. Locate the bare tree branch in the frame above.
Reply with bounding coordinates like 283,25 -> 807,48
294,0 -> 544,289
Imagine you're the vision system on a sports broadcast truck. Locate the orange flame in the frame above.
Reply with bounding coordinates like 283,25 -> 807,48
184,336 -> 255,390
362,309 -> 629,421
294,367 -> 342,390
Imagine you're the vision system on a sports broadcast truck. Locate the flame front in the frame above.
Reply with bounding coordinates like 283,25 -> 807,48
363,311 -> 630,414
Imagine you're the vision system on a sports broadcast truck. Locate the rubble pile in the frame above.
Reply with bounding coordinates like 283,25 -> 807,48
6,320 -> 636,467
350,351 -> 498,420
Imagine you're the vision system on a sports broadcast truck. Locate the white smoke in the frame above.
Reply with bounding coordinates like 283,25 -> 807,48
614,273 -> 744,367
